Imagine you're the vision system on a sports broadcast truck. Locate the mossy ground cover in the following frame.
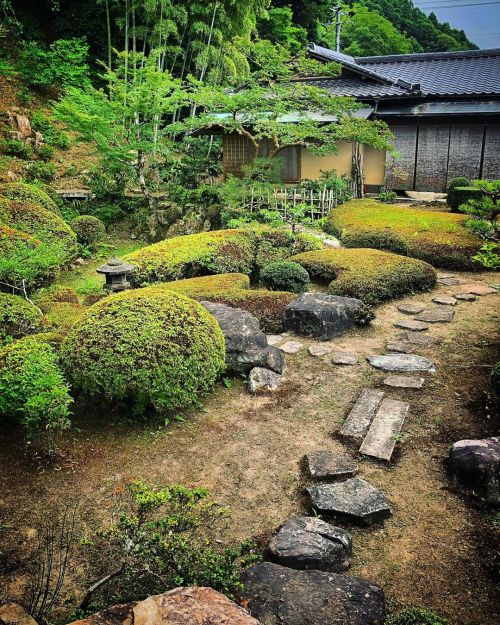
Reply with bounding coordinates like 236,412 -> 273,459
325,199 -> 483,270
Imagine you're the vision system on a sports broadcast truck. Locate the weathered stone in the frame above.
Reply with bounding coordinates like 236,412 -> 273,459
15,114 -> 32,138
241,562 -> 385,625
308,478 -> 391,525
267,334 -> 283,346
394,319 -> 429,331
367,354 -> 436,373
359,398 -> 409,462
438,277 -> 462,286
0,604 -> 38,625
248,367 -> 283,393
267,516 -> 352,572
460,284 -> 497,296
454,293 -> 476,302
432,296 -> 457,306
386,341 -> 415,354
332,350 -> 358,365
449,437 -> 500,505
308,344 -> 333,357
305,450 -> 358,479
279,340 -> 304,354
398,331 -> 436,346
383,375 -> 425,389
67,588 -> 259,625
397,302 -> 425,315
339,389 -> 384,441
283,293 -> 364,340
202,302 -> 284,374
437,272 -> 455,279
415,308 -> 454,323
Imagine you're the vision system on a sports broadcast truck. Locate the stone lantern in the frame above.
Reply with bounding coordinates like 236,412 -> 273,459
96,257 -> 136,292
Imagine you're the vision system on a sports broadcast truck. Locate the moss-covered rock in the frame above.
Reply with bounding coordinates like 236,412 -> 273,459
61,289 -> 226,414
291,248 -> 436,305
0,182 -> 61,215
0,293 -> 43,344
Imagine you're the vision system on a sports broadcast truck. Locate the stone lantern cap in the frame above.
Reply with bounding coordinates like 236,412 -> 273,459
96,257 -> 136,275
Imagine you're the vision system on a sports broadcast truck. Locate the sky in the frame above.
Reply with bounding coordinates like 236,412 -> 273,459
413,0 -> 500,49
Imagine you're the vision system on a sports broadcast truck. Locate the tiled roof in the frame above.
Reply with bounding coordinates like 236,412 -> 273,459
295,77 -> 410,98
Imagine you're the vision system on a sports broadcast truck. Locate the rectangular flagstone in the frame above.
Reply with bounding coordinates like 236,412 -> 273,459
359,398 -> 409,461
339,388 -> 384,441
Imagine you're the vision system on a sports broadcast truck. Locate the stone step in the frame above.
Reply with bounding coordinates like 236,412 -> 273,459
359,398 -> 409,462
339,389 -> 384,442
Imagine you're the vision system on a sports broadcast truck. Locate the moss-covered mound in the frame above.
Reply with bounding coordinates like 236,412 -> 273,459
124,228 -> 321,285
0,182 -> 61,215
324,199 -> 482,270
62,289 -> 226,414
291,248 -> 436,305
71,215 -> 106,246
35,286 -> 80,312
0,293 -> 43,345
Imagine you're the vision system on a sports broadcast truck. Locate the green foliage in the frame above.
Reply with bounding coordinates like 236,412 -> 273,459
0,335 -> 72,441
258,7 -> 308,55
61,289 -> 226,415
0,293 -> 43,346
30,111 -> 71,149
71,215 -> 106,247
291,247 -> 436,305
2,139 -> 33,160
24,160 -> 56,182
36,144 -> 55,162
261,260 -> 310,294
34,286 -> 80,311
386,607 -> 448,625
447,186 -> 485,212
0,182 -> 61,214
446,176 -> 470,211
472,243 -> 500,270
377,188 -> 397,203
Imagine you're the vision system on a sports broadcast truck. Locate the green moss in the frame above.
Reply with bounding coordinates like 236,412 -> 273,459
35,286 -> 80,311
324,199 -> 482,270
44,302 -> 86,334
0,293 -> 43,345
61,289 -> 226,414
0,182 -> 61,215
291,248 -> 436,305
386,607 -> 448,625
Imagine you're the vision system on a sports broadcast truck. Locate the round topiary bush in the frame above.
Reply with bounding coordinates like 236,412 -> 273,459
0,182 -> 61,215
61,289 -> 226,414
71,215 -> 106,247
261,261 -> 310,294
0,293 -> 43,344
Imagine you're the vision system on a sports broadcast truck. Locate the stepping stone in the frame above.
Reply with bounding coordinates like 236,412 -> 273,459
279,340 -> 304,354
383,375 -> 425,389
398,331 -> 436,346
367,354 -> 436,373
248,367 -> 283,393
332,350 -> 358,365
460,284 -> 497,296
397,302 -> 425,315
438,277 -> 462,286
386,341 -> 415,354
454,293 -> 476,302
339,389 -> 384,441
305,450 -> 358,479
432,296 -> 457,306
308,477 -> 391,525
359,398 -> 409,462
267,516 -> 352,572
437,272 -> 455,279
394,319 -> 429,332
267,334 -> 283,346
308,344 -> 333,357
415,308 -> 454,323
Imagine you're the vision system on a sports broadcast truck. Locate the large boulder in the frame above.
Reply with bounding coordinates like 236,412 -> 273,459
449,437 -> 500,505
201,301 -> 284,374
0,603 -> 38,625
283,293 -> 364,340
267,516 -> 352,572
241,562 -> 385,625
67,587 -> 259,625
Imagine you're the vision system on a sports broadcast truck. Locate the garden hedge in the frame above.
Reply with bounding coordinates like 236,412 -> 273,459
290,248 -> 437,305
0,182 -> 61,215
260,261 -> 310,294
447,186 -> 485,212
0,293 -> 43,345
71,215 -> 106,246
62,289 -> 226,414
324,199 -> 482,270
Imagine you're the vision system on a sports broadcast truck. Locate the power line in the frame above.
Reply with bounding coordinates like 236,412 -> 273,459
417,1 -> 500,7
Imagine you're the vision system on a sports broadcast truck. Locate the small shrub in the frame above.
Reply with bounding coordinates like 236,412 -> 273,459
473,242 -> 500,270
61,289 -> 226,414
261,261 -> 310,294
447,186 -> 485,212
377,188 -> 397,202
446,176 -> 469,211
24,161 -> 56,182
386,607 -> 448,625
71,215 -> 106,247
0,293 -> 43,345
36,144 -> 54,162
31,110 -> 71,149
353,303 -> 375,326
2,139 -> 33,160
0,182 -> 61,214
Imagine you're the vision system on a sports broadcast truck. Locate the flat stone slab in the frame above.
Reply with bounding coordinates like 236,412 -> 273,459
267,516 -> 352,572
332,350 -> 358,365
248,367 -> 283,393
432,296 -> 457,306
308,477 -> 391,525
359,398 -> 409,461
437,272 -> 455,279
309,344 -> 333,357
415,308 -> 454,323
438,277 -> 462,286
397,302 -> 425,315
386,341 -> 415,354
367,354 -> 436,373
383,375 -> 425,389
454,293 -> 476,302
267,335 -> 283,346
305,450 -> 358,479
339,389 -> 384,441
460,284 -> 497,296
279,340 -> 304,354
398,331 -> 436,346
394,319 -> 429,332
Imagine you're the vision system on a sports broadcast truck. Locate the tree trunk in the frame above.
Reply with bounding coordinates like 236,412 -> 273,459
137,150 -> 155,212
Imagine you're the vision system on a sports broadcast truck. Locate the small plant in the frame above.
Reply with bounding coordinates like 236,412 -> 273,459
31,110 -> 71,149
353,302 -> 375,326
24,161 -> 56,182
261,260 -> 310,293
386,607 -> 448,625
36,144 -> 55,162
378,187 -> 397,203
446,176 -> 469,211
472,242 -> 500,270
2,139 -> 33,160
71,215 -> 106,247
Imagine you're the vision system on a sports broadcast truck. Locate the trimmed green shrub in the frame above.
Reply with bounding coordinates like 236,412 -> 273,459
446,176 -> 469,211
261,261 -> 310,293
447,186 -> 485,212
43,302 -> 86,335
290,248 -> 437,305
24,161 -> 56,182
37,144 -> 55,162
325,199 -> 482,270
386,607 -> 448,625
0,182 -> 61,214
2,139 -> 33,160
0,293 -> 43,345
62,289 -> 226,414
71,215 -> 106,247
0,335 -> 72,438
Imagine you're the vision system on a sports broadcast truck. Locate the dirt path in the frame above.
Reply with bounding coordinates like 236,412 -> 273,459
0,271 -> 499,624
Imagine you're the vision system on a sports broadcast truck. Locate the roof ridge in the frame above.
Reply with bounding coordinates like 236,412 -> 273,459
356,49 -> 500,64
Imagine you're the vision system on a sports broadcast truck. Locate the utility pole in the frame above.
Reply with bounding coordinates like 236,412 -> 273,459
333,4 -> 342,53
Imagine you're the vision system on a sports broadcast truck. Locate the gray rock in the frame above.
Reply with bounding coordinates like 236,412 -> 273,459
248,367 -> 283,393
437,272 -> 455,279
241,562 -> 385,625
359,398 -> 409,462
463,284 -> 497,296
308,344 -> 333,357
305,450 -> 358,479
454,293 -> 476,302
415,308 -> 454,323
279,340 -> 304,354
449,437 -> 500,505
394,319 -> 429,331
266,334 -> 283,346
332,350 -> 358,365
201,302 -> 284,374
283,293 -> 364,340
367,354 -> 436,373
438,277 -> 462,286
308,477 -> 391,525
398,331 -> 436,346
432,296 -> 457,306
383,375 -> 425,389
397,302 -> 425,315
386,341 -> 415,354
339,389 -> 384,441
267,516 -> 352,572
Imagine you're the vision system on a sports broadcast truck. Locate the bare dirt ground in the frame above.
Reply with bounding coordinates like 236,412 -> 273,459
0,271 -> 499,624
